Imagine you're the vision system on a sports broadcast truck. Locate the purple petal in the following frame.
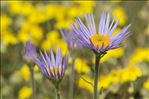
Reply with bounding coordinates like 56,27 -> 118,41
24,41 -> 37,62
49,48 -> 55,66
85,14 -> 96,35
108,18 -> 120,36
104,13 -> 110,35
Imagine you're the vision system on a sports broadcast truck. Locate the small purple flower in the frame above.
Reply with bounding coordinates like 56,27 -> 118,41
60,29 -> 80,49
33,47 -> 69,83
71,12 -> 131,53
23,41 -> 37,62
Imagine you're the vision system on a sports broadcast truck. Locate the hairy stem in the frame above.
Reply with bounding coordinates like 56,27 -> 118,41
55,85 -> 60,99
30,65 -> 36,99
94,55 -> 100,99
68,57 -> 75,99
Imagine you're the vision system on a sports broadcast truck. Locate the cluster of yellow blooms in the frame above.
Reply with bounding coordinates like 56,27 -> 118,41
74,58 -> 90,74
2,1 -> 148,98
78,65 -> 142,93
1,1 -> 95,54
78,47 -> 148,93
129,48 -> 149,64
1,14 -> 18,52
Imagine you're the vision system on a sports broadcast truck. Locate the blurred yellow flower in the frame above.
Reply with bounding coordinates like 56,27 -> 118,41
9,1 -> 34,16
78,75 -> 93,93
27,6 -> 47,24
127,65 -> 142,81
55,19 -> 72,29
1,14 -> 12,30
68,7 -> 81,18
18,32 -> 30,43
143,79 -> 149,90
20,64 -> 30,82
101,48 -> 124,63
77,1 -> 95,14
112,7 -> 127,26
99,75 -> 113,89
41,31 -> 60,50
98,65 -> 142,89
74,58 -> 90,74
34,65 -> 39,72
55,6 -> 66,22
45,4 -> 58,19
18,86 -> 32,99
18,23 -> 43,44
41,40 -> 52,51
119,65 -> 142,83
130,48 -> 149,64
2,30 -> 18,45
68,57 -> 72,64
56,39 -> 68,56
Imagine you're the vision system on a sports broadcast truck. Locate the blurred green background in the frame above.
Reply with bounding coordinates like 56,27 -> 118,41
1,1 -> 149,99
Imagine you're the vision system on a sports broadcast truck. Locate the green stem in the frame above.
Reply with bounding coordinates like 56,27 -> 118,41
68,57 -> 75,99
94,55 -> 100,99
30,65 -> 36,99
55,85 -> 60,99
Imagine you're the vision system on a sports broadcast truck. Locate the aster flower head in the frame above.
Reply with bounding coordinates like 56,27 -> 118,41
23,41 -> 37,62
71,12 -> 130,53
34,47 -> 69,83
60,29 -> 80,49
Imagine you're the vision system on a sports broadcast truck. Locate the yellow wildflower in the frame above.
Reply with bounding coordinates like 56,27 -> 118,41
99,75 -> 113,89
27,6 -> 47,23
130,48 -> 149,64
112,7 -> 127,26
68,7 -> 81,18
78,75 -> 93,93
41,40 -> 52,51
55,6 -> 66,21
55,19 -> 72,29
45,4 -> 58,19
143,79 -> 149,90
34,65 -> 39,72
18,86 -> 32,99
41,31 -> 60,50
101,48 -> 124,63
18,23 -> 43,44
127,65 -> 142,81
119,65 -> 142,83
74,58 -> 90,74
77,1 -> 95,14
20,64 -> 30,82
18,32 -> 30,43
56,39 -> 68,56
2,30 -> 18,45
9,1 -> 34,16
1,14 -> 12,30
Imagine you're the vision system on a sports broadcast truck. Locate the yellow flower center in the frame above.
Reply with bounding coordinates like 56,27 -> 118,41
90,34 -> 110,48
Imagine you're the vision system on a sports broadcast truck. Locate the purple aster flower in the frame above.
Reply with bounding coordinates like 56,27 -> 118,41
23,41 -> 37,62
33,47 -> 69,83
71,12 -> 131,53
60,29 -> 80,49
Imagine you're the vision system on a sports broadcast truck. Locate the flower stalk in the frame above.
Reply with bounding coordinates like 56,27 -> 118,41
55,84 -> 60,99
29,65 -> 36,99
94,54 -> 100,99
68,56 -> 75,99
93,52 -> 106,99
